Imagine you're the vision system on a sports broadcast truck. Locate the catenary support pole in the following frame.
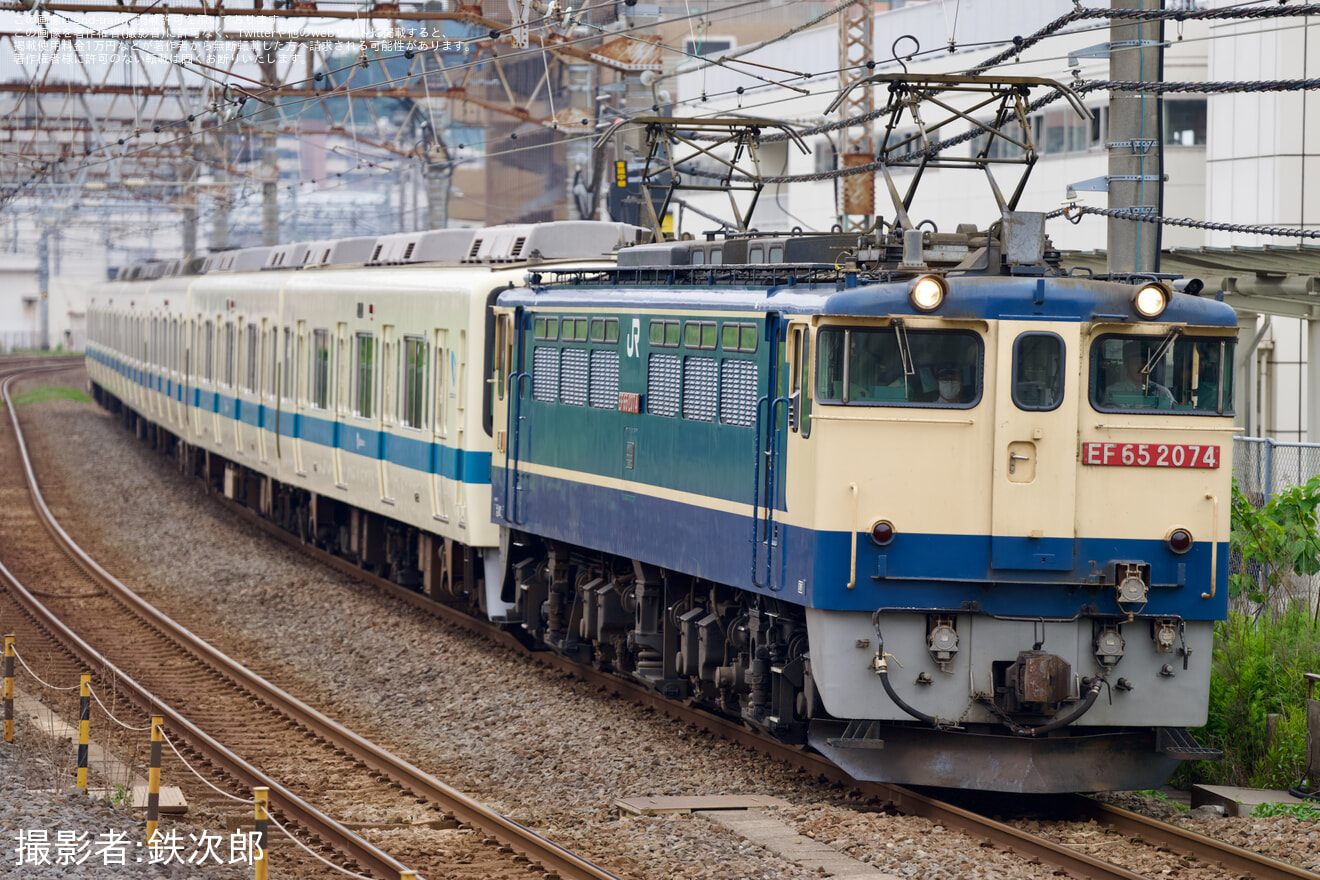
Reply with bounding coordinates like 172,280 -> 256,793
1107,0 -> 1164,275
146,716 -> 163,844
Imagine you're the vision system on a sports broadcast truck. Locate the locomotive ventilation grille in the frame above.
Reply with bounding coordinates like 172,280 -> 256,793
719,360 -> 758,427
533,346 -> 559,403
589,350 -> 620,409
647,354 -> 681,417
560,349 -> 589,406
682,357 -> 717,422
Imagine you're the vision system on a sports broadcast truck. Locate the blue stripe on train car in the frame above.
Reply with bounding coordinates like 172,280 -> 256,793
491,466 -> 1228,620
93,351 -> 492,485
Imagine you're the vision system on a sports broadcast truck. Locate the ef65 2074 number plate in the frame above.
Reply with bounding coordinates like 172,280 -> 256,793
1081,442 -> 1220,469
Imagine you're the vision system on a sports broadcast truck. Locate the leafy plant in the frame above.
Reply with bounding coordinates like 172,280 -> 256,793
1251,801 -> 1320,821
1229,476 -> 1320,614
1181,606 -> 1320,788
109,784 -> 132,807
1132,789 -> 1189,810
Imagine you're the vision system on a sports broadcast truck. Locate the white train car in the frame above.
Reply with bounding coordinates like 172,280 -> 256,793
88,221 -> 644,615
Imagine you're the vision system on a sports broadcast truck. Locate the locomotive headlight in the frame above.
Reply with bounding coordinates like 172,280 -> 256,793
1132,283 -> 1170,319
870,520 -> 895,546
909,275 -> 947,312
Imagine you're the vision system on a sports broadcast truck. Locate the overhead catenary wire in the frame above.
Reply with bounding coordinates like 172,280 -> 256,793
12,2 -> 1320,220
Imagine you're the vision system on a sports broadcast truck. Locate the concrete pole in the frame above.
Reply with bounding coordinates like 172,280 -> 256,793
1106,0 -> 1163,275
212,165 -> 230,252
425,155 -> 450,230
261,131 -> 279,246
182,203 -> 197,260
1236,311 -> 1260,437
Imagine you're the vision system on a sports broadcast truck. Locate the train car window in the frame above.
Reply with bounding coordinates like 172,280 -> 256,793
354,332 -> 376,418
245,324 -> 258,393
1090,334 -> 1235,415
534,316 -> 560,341
590,318 -> 619,344
815,326 -> 982,408
721,322 -> 758,353
692,250 -> 706,266
267,327 -> 278,397
649,319 -> 680,348
1012,333 -> 1064,412
647,354 -> 681,417
589,350 -> 620,409
749,246 -> 764,262
710,248 -> 723,265
560,349 -> 588,406
402,336 -> 426,428
768,245 -> 785,264
224,323 -> 236,388
312,329 -> 331,409
569,318 -> 589,342
204,320 -> 215,382
684,321 -> 717,350
281,329 -> 293,400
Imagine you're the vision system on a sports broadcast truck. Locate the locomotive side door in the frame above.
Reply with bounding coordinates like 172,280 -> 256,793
989,320 -> 1080,571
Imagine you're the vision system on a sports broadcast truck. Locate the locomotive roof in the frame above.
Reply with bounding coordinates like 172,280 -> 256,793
502,274 -> 1239,328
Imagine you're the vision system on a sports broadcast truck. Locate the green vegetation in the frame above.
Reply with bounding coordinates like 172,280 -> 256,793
1251,801 -> 1320,821
1230,476 -> 1320,611
1179,477 -> 1320,790
6,387 -> 93,406
1132,789 -> 1188,811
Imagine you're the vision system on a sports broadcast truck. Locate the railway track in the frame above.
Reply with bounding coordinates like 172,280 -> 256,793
9,362 -> 1320,880
0,366 -> 623,880
178,421 -> 1320,879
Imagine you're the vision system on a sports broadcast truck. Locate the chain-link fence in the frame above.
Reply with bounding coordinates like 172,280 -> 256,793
1233,437 -> 1320,613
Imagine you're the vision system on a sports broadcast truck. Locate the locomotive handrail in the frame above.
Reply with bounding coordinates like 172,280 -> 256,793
809,413 -> 974,425
1092,423 -> 1231,432
847,482 -> 859,590
750,392 -> 790,591
1202,493 -> 1219,600
504,370 -> 531,526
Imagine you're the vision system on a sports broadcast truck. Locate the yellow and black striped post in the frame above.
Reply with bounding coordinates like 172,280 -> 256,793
3,635 -> 13,743
76,673 -> 90,792
146,716 -> 163,845
254,787 -> 269,880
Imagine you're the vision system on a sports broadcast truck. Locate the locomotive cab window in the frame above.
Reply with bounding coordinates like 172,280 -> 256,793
1013,333 -> 1065,411
1090,334 -> 1235,415
816,326 -> 982,407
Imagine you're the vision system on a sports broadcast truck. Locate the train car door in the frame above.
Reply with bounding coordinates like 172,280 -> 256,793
430,329 -> 450,522
989,321 -> 1081,571
334,321 -> 348,487
378,325 -> 393,502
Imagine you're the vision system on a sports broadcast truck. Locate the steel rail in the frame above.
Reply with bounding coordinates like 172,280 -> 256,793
79,369 -> 1320,880
0,370 -> 623,880
1070,796 -> 1320,880
0,372 -> 415,880
209,494 -> 1156,880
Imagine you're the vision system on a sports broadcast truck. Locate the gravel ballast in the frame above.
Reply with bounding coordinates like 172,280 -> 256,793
8,377 -> 1320,878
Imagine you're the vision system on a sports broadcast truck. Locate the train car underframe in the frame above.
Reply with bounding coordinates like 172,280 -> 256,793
93,383 -> 1220,793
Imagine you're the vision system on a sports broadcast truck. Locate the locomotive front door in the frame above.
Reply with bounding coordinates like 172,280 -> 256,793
989,321 -> 1080,571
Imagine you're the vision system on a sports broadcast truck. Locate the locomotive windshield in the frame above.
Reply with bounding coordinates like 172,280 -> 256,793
816,326 -> 982,407
1089,334 -> 1235,415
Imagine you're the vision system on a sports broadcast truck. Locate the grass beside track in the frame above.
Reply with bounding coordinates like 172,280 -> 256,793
1,387 -> 93,408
